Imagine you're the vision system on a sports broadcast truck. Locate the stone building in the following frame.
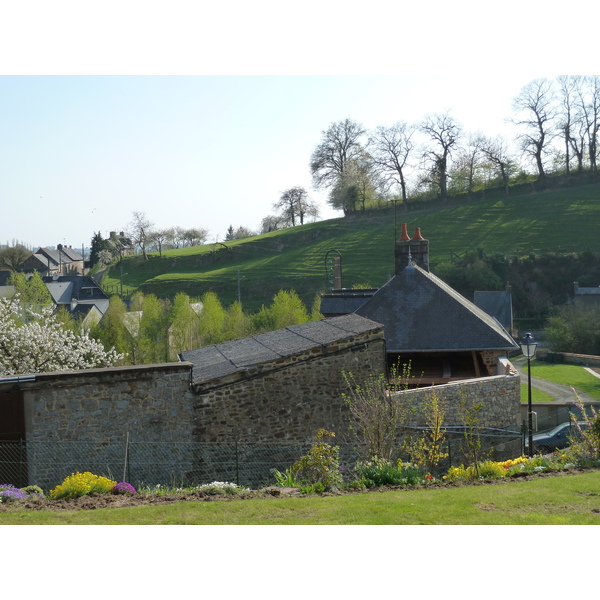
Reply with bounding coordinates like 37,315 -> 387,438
0,230 -> 523,489
19,245 -> 84,277
321,223 -> 519,386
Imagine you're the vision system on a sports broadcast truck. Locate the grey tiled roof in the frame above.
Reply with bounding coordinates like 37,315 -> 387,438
320,289 -> 378,316
180,313 -> 383,385
355,265 -> 518,352
474,291 -> 513,330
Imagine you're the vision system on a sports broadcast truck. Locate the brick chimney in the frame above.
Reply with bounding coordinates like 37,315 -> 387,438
395,223 -> 429,274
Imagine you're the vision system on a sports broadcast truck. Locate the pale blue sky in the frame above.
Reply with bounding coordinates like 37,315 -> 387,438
1,73 -> 565,250
0,1 -> 590,251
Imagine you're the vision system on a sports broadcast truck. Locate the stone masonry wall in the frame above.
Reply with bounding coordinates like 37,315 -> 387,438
193,334 -> 387,444
17,363 -> 196,489
22,363 -> 196,443
392,372 -> 522,431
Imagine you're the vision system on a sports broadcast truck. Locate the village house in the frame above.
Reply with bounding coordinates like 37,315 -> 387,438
573,281 -> 600,306
19,244 -> 85,277
321,223 -> 519,386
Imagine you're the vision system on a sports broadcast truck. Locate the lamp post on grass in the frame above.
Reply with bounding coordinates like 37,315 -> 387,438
520,332 -> 538,457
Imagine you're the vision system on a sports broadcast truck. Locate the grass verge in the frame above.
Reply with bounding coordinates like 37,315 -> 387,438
2,471 -> 600,525
529,360 -> 600,400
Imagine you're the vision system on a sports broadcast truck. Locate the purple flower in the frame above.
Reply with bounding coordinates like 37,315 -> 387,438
111,482 -> 137,495
0,484 -> 28,502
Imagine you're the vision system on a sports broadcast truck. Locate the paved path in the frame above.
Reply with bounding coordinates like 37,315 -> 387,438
512,357 -> 598,403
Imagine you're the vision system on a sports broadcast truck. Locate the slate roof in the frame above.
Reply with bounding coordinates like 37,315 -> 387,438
44,276 -> 109,315
474,290 -> 513,330
180,313 -> 384,385
355,265 -> 518,352
320,288 -> 378,316
35,247 -> 83,266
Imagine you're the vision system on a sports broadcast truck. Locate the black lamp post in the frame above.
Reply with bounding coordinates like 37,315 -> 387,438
520,332 -> 538,457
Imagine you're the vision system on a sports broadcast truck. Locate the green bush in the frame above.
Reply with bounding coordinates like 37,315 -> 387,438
291,429 -> 343,491
355,457 -> 423,488
22,485 -> 44,497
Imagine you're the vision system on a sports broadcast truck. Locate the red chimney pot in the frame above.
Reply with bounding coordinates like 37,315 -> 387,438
412,227 -> 425,241
400,223 -> 410,241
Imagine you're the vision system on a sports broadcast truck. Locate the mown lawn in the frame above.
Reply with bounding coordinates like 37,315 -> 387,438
2,471 -> 600,525
529,360 -> 600,400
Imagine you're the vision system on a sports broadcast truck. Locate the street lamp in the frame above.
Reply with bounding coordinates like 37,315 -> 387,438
520,332 -> 538,457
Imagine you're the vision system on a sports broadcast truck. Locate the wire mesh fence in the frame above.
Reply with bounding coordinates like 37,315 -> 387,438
0,429 -> 529,492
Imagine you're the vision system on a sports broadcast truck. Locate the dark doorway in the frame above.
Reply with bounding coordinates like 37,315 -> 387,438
0,391 -> 28,487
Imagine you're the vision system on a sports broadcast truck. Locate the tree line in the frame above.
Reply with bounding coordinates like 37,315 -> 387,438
309,76 -> 600,213
82,76 -> 600,269
92,289 -> 322,365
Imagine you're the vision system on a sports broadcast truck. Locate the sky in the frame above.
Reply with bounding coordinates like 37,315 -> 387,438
0,73 -> 564,251
0,2 -> 595,253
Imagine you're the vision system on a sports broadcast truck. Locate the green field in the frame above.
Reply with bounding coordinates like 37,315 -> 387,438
2,471 -> 600,524
529,360 -> 600,400
101,182 -> 600,312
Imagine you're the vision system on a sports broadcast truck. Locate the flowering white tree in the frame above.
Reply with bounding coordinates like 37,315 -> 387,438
0,296 -> 124,376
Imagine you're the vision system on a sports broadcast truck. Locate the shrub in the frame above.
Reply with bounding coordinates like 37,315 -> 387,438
49,472 -> 117,500
22,485 -> 45,497
111,482 -> 137,495
355,457 -> 423,488
404,388 -> 448,475
291,429 -> 343,491
569,390 -> 600,459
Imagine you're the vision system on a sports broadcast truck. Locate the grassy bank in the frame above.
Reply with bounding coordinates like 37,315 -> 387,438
103,182 -> 600,311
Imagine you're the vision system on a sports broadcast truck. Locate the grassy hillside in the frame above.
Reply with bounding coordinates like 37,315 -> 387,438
102,182 -> 600,312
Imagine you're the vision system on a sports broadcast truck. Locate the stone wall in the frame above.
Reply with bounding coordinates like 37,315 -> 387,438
392,372 -> 522,431
16,363 -> 196,489
537,349 -> 600,368
192,331 -> 387,443
22,363 -> 196,443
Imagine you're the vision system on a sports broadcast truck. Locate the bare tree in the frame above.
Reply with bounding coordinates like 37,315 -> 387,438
147,229 -> 170,257
182,228 -> 209,247
273,186 -> 319,226
512,78 -> 557,182
449,135 -> 483,196
575,75 -> 600,178
310,118 -> 366,210
556,75 -> 582,175
260,214 -> 286,234
420,112 -> 461,202
128,211 -> 154,260
345,156 -> 379,210
370,122 -> 415,209
475,135 -> 516,195
166,227 -> 185,249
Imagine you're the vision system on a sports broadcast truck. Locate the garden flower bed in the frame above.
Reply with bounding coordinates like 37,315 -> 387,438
0,461 -> 598,513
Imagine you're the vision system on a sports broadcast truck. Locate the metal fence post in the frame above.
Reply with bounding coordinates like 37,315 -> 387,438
123,432 -> 130,483
235,440 -> 240,486
19,439 -> 25,487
